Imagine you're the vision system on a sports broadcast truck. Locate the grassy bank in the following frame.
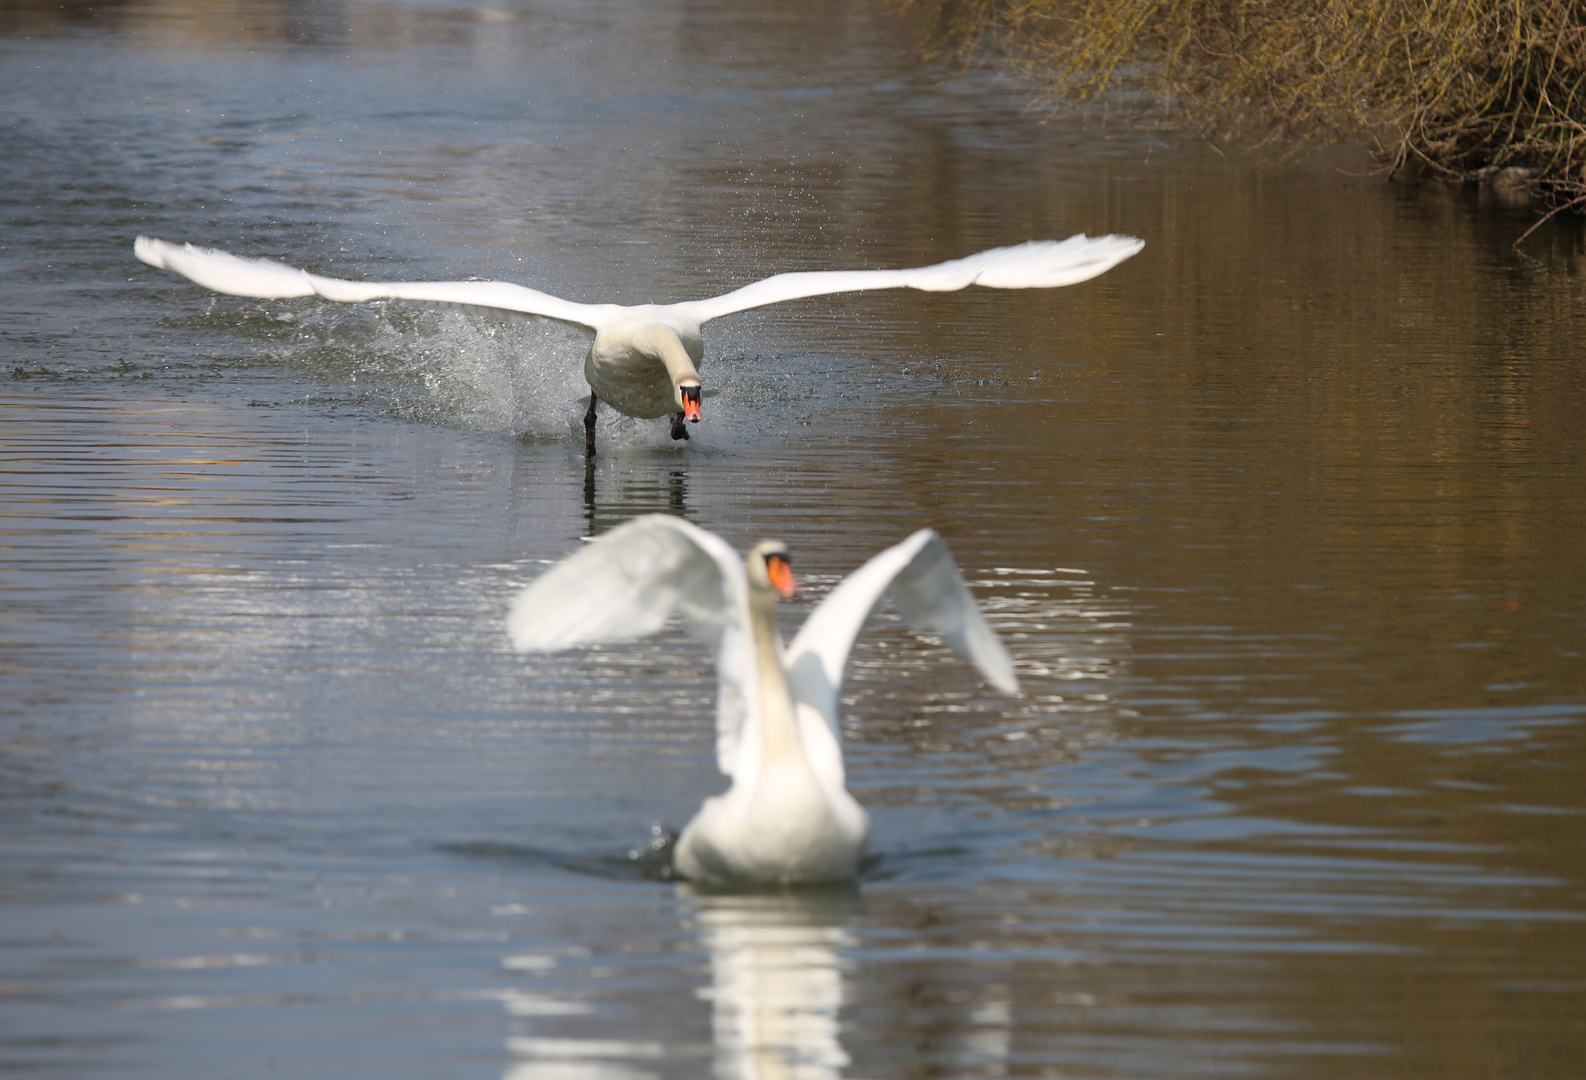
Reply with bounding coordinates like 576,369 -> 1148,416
915,0 -> 1586,209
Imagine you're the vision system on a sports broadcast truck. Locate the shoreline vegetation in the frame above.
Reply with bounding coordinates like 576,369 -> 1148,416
908,0 -> 1586,224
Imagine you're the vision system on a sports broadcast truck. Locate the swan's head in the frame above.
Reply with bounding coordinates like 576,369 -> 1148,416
746,540 -> 797,599
677,382 -> 702,423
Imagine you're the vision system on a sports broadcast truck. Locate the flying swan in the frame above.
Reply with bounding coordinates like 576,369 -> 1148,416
133,233 -> 1144,454
507,515 -> 1020,887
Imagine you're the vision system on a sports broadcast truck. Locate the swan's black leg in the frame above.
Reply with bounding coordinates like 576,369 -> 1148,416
669,413 -> 690,441
584,393 -> 598,457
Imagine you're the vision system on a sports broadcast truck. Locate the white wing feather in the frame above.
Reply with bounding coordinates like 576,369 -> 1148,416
506,515 -> 758,777
784,530 -> 1019,786
679,235 -> 1144,325
136,232 -> 1141,333
134,235 -> 613,330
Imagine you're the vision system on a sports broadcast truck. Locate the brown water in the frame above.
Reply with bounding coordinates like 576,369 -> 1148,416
3,1 -> 1584,1078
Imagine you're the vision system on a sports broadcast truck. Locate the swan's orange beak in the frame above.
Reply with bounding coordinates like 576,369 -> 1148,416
766,554 -> 797,599
681,385 -> 702,423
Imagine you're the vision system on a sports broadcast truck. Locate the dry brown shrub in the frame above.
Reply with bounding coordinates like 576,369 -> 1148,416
911,0 -> 1586,202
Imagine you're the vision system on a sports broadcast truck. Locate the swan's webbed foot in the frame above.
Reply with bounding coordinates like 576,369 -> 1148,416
669,413 -> 690,441
584,394 -> 598,457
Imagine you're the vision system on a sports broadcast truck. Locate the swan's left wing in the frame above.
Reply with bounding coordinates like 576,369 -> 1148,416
134,236 -> 617,330
783,530 -> 1019,785
678,234 -> 1143,325
506,515 -> 757,777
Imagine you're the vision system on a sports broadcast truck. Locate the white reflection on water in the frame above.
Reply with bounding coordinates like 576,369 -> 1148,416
961,987 -> 1012,1077
504,1040 -> 669,1080
495,890 -> 859,1080
499,945 -> 673,1080
691,889 -> 859,1080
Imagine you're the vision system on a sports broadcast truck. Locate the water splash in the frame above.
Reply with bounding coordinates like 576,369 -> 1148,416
236,300 -> 875,451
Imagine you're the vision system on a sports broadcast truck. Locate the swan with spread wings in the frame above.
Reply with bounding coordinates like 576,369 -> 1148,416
134,233 -> 1142,454
507,515 -> 1020,887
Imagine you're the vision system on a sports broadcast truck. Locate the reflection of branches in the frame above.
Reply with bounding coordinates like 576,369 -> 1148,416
1513,191 -> 1586,251
689,889 -> 862,1080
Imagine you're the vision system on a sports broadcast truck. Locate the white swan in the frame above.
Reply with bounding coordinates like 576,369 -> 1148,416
506,515 -> 1020,888
133,233 -> 1143,453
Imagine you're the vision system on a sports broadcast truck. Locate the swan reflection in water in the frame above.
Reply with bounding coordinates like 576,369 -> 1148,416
691,887 -> 861,1080
497,888 -> 860,1080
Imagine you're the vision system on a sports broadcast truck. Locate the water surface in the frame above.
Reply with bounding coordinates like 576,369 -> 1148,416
3,2 -> 1584,1077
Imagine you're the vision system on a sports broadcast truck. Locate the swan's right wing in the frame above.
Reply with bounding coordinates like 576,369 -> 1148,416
134,236 -> 615,330
784,530 -> 1018,785
507,515 -> 757,777
678,235 -> 1144,325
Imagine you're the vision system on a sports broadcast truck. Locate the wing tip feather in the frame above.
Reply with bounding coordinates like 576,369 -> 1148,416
133,235 -> 168,269
987,658 -> 1022,697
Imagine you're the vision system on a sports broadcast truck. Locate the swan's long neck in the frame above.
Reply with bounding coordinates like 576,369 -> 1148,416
633,324 -> 701,391
746,586 -> 803,768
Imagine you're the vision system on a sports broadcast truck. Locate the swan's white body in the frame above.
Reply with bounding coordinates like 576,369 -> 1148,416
133,233 -> 1143,445
506,516 -> 1020,887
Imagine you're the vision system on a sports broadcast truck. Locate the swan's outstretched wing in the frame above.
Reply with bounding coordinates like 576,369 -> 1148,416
506,515 -> 757,778
134,236 -> 614,330
679,234 -> 1144,325
784,530 -> 1018,785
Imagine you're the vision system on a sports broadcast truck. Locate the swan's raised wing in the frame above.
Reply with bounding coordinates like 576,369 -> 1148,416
784,530 -> 1018,784
679,234 -> 1143,325
507,515 -> 757,778
134,236 -> 616,330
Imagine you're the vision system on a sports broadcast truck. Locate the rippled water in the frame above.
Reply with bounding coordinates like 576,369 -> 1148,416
4,1 -> 1584,1077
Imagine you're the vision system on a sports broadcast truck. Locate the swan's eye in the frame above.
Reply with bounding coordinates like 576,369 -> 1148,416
765,554 -> 797,599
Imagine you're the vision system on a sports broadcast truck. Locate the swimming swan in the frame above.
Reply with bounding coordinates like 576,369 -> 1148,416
133,233 -> 1143,453
506,515 -> 1021,887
